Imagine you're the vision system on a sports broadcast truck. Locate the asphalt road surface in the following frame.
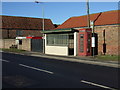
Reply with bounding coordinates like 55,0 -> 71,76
1,52 -> 119,89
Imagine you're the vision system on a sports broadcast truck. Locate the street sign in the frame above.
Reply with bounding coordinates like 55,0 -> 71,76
92,37 -> 95,47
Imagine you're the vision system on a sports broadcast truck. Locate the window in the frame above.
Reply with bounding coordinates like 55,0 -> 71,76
46,34 -> 69,46
69,34 -> 74,39
19,40 -> 22,45
80,34 -> 84,52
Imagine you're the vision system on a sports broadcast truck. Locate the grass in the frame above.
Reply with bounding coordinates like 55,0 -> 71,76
0,48 -> 119,61
0,48 -> 26,53
95,55 -> 120,61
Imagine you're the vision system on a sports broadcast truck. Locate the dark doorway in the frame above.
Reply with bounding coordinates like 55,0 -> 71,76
103,29 -> 106,55
31,39 -> 43,52
68,34 -> 74,55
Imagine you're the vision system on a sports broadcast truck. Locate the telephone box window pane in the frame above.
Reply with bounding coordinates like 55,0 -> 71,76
80,35 -> 84,38
80,34 -> 84,52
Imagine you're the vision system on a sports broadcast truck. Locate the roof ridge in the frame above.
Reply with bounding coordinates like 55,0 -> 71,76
1,15 -> 50,20
70,10 -> 119,18
56,10 -> 119,29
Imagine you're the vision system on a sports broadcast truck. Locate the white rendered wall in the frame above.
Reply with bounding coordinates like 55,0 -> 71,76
74,32 -> 77,56
44,34 -> 68,56
45,46 -> 68,56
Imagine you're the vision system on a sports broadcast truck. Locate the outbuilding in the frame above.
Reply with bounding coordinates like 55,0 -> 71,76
1,15 -> 55,53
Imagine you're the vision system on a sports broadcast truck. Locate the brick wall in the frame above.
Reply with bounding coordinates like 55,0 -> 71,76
119,25 -> 120,56
18,39 -> 31,51
0,39 -> 16,49
94,24 -> 119,55
0,39 -> 3,48
22,30 -> 42,37
2,29 -> 16,38
0,39 -> 31,51
2,29 -> 42,39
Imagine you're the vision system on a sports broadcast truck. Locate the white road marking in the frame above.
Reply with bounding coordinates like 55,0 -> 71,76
0,59 -> 9,62
81,80 -> 116,90
0,50 -> 3,52
19,64 -> 54,74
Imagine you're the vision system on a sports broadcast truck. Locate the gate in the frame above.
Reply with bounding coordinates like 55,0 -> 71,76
31,39 -> 43,52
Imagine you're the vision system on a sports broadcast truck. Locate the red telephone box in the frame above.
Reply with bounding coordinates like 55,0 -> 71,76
78,28 -> 92,56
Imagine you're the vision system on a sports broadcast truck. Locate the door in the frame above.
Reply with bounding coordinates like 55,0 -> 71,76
68,34 -> 74,55
79,34 -> 85,55
78,28 -> 92,56
31,39 -> 43,52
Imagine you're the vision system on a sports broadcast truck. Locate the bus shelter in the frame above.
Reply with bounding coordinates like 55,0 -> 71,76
42,28 -> 92,56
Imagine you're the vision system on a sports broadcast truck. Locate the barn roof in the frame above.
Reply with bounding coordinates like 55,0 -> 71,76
56,10 -> 120,29
1,15 -> 55,30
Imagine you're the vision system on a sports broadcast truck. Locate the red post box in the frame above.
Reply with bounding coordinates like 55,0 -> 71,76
78,28 -> 92,56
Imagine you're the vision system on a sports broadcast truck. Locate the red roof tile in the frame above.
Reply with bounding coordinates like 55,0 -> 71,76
56,10 -> 119,29
1,15 -> 55,30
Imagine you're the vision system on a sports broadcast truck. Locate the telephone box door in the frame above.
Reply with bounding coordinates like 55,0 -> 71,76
78,28 -> 92,56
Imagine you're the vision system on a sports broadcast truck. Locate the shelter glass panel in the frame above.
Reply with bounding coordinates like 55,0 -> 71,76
46,34 -> 69,46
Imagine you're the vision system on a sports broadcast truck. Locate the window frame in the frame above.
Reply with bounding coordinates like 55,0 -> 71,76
46,34 -> 69,46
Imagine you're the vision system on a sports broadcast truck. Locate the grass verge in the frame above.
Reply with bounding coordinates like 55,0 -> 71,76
0,48 -> 119,61
95,55 -> 119,61
0,48 -> 26,53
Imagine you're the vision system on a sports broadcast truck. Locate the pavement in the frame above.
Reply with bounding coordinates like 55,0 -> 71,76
4,51 -> 119,68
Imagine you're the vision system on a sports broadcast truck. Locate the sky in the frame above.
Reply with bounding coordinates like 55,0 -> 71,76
1,2 -> 119,24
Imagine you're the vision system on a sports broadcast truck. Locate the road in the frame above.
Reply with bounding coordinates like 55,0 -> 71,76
1,52 -> 119,89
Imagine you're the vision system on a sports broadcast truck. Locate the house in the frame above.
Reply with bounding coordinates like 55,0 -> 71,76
1,15 -> 55,52
43,10 -> 119,56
